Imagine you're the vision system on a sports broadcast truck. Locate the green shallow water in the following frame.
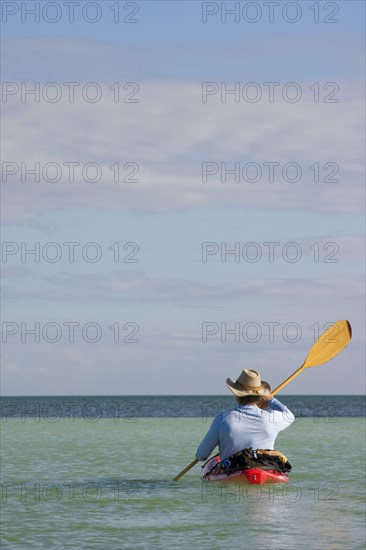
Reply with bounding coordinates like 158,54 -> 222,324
1,417 -> 365,549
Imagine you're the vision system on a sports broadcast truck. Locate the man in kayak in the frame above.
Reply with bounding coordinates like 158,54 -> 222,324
196,369 -> 294,472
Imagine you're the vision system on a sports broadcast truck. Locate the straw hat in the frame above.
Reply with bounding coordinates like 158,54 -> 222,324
226,369 -> 271,397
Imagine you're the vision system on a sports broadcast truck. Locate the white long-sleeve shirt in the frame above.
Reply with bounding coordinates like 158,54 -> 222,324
196,398 -> 294,461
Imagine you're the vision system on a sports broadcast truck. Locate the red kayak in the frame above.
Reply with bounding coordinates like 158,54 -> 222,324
201,456 -> 288,485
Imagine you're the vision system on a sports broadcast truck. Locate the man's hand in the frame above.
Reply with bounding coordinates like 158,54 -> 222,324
259,395 -> 273,409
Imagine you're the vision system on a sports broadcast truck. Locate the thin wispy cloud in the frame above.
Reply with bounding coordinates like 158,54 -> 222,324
3,268 -> 363,307
2,37 -> 364,224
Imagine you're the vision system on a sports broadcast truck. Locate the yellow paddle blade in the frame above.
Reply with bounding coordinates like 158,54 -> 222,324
303,320 -> 352,368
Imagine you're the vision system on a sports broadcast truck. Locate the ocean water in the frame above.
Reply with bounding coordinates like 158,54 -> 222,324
1,396 -> 365,550
1,394 -> 365,419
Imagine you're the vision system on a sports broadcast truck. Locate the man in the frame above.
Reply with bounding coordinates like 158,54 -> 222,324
196,369 -> 294,465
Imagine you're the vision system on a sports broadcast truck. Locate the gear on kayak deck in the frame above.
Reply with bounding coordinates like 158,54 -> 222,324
222,447 -> 291,473
204,447 -> 292,478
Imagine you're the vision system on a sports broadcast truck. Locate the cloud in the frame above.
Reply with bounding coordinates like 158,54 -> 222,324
3,268 -> 363,308
2,37 -> 136,82
2,75 -> 364,222
2,322 -> 363,395
1,266 -> 31,278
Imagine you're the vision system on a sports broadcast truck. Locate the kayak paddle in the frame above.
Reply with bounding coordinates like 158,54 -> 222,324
172,319 -> 352,481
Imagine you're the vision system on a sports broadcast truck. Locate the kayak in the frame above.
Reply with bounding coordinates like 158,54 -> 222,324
200,455 -> 289,485
202,467 -> 289,485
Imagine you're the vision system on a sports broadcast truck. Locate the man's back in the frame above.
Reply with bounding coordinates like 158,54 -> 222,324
196,398 -> 294,461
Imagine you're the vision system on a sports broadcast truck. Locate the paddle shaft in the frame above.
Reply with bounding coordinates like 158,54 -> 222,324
272,363 -> 306,395
173,458 -> 198,481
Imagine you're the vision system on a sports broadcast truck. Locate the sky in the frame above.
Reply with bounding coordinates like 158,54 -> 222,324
1,0 -> 365,395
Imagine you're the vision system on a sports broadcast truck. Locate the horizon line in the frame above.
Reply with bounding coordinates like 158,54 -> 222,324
1,394 -> 365,398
